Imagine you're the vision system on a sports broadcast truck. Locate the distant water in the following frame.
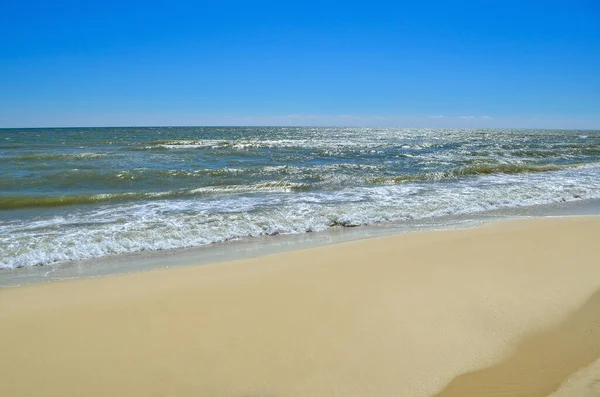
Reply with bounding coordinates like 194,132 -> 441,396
1,127 -> 600,269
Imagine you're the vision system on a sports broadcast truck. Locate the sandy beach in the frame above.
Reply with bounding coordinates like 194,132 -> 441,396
1,216 -> 600,397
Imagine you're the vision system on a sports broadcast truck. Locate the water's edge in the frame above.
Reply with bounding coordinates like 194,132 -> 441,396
3,198 -> 600,288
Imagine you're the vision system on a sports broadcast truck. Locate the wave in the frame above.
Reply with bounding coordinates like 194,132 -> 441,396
3,164 -> 600,269
510,145 -> 600,157
371,163 -> 578,184
0,167 -> 249,189
3,152 -> 108,161
0,193 -> 151,209
547,357 -> 600,397
127,140 -> 600,168
2,162 -> 595,209
0,144 -> 26,149
189,181 -> 311,194
510,149 -> 567,158
0,163 -> 391,191
136,139 -> 304,151
0,182 -> 312,210
132,138 -> 441,152
455,163 -> 565,175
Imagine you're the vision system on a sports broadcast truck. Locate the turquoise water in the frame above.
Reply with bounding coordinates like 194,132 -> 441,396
1,127 -> 600,269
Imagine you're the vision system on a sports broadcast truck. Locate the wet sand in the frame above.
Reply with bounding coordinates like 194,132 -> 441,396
1,217 -> 599,397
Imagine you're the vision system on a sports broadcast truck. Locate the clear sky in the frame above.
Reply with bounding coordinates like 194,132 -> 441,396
1,1 -> 599,128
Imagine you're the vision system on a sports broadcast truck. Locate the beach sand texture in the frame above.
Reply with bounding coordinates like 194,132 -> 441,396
1,217 -> 599,397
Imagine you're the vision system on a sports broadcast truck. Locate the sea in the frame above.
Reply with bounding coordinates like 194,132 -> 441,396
1,127 -> 600,284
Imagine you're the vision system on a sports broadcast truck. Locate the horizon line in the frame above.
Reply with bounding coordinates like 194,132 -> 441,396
1,125 -> 599,131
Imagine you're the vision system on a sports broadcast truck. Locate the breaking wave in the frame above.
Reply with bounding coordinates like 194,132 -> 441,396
370,163 -> 582,184
0,182 -> 312,210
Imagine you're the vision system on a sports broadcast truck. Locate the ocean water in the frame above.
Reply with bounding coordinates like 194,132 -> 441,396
1,127 -> 600,270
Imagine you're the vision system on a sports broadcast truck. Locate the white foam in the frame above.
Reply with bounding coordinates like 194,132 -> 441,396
2,163 -> 600,269
547,357 -> 600,397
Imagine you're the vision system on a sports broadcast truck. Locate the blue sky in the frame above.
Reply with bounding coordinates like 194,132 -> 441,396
1,1 -> 599,128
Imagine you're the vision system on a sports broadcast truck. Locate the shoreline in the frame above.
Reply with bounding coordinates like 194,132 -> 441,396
3,196 -> 600,287
1,216 -> 600,396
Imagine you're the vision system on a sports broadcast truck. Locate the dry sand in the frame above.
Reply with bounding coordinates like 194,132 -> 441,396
1,217 -> 600,397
